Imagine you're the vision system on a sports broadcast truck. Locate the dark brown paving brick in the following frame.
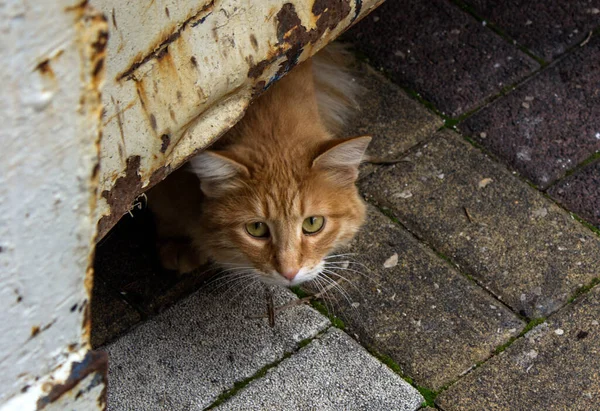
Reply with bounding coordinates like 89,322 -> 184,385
91,277 -> 141,348
318,206 -> 524,391
437,284 -> 600,410
344,0 -> 539,117
464,0 -> 600,61
361,130 -> 600,319
461,34 -> 600,189
548,159 -> 600,228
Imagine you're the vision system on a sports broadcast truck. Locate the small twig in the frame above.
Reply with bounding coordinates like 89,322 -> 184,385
463,206 -> 474,223
581,31 -> 593,47
266,288 -> 275,328
364,157 -> 412,165
250,282 -> 339,321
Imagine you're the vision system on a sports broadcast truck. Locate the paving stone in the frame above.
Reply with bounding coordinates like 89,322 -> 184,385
347,63 -> 443,158
361,130 -> 600,319
91,277 -> 142,348
94,208 -> 211,316
344,0 -> 539,117
465,0 -> 600,61
548,159 -> 600,228
437,284 -> 600,410
461,35 -> 600,188
104,286 -> 330,410
216,328 -> 423,411
318,206 -> 524,391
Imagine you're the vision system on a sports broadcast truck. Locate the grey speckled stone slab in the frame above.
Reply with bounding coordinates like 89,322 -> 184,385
437,285 -> 600,410
104,286 -> 330,410
216,328 -> 423,411
327,206 -> 524,391
361,130 -> 600,319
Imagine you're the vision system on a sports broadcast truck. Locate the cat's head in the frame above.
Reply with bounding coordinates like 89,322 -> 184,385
189,136 -> 370,286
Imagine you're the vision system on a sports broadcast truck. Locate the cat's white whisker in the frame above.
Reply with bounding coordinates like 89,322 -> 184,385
318,273 -> 352,306
323,253 -> 357,260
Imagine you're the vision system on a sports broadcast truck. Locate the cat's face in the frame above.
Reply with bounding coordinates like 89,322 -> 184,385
190,136 -> 370,286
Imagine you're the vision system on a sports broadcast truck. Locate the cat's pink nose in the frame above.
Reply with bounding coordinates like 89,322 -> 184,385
280,268 -> 299,280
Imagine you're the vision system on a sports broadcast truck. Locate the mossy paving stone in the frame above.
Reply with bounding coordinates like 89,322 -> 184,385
214,328 -> 423,411
346,63 -> 443,159
360,130 -> 600,319
327,205 -> 524,391
437,285 -> 600,410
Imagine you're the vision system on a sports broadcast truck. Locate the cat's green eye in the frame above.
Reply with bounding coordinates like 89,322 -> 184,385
302,216 -> 325,235
245,221 -> 270,238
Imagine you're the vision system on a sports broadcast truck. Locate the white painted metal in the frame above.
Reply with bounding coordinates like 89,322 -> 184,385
0,0 -> 106,408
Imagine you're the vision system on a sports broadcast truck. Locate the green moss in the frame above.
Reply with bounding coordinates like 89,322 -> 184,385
291,287 -> 347,330
493,317 -> 546,355
366,349 -> 439,407
568,278 -> 600,303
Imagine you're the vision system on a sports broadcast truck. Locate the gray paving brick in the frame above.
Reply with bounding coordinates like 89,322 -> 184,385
465,0 -> 600,61
104,287 -> 330,410
345,0 -> 539,117
348,63 -> 443,158
548,159 -> 600,228
361,130 -> 600,319
321,206 -> 524,391
216,328 -> 423,411
437,285 -> 600,410
461,34 -> 600,188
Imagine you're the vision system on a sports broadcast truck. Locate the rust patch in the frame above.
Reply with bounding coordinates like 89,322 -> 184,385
35,59 -> 54,77
190,56 -> 198,67
37,351 -> 108,409
149,113 -> 157,131
31,326 -> 40,338
165,6 -> 170,18
148,164 -> 172,188
160,134 -> 171,153
248,1 -> 350,81
97,156 -> 142,239
250,34 -> 259,51
117,1 -> 215,81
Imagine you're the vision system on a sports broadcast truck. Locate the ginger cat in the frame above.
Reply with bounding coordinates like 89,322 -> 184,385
148,46 -> 370,287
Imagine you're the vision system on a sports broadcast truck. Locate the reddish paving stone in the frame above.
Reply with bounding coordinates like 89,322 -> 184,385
465,0 -> 600,61
344,0 -> 539,117
460,35 -> 600,189
548,159 -> 600,228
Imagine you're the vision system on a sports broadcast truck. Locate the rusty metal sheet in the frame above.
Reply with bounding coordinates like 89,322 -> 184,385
93,0 -> 384,239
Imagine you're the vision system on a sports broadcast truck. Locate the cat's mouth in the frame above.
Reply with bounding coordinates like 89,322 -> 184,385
264,262 -> 324,287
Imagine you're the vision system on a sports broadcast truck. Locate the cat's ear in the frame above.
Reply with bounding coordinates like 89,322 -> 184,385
312,136 -> 371,185
188,150 -> 249,197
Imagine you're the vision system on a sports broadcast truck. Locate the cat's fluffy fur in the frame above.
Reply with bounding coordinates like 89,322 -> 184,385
148,45 -> 369,286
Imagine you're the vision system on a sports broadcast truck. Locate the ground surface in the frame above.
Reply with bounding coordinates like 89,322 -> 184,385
93,1 -> 600,409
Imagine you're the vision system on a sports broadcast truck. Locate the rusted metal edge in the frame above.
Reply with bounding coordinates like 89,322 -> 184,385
116,1 -> 215,81
36,351 -> 108,409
